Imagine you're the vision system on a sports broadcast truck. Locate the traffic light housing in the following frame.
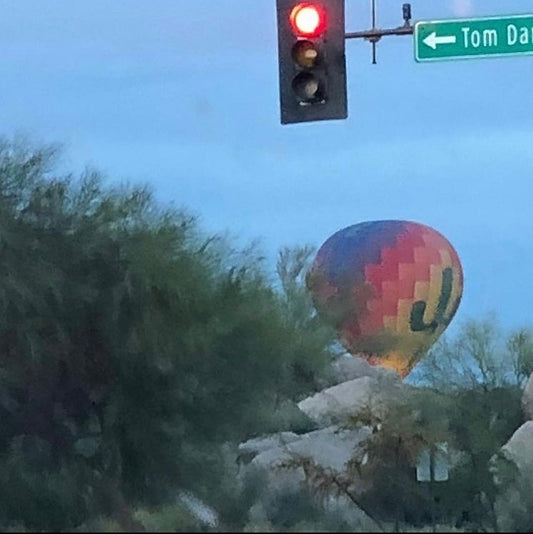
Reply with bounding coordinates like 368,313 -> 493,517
276,0 -> 347,124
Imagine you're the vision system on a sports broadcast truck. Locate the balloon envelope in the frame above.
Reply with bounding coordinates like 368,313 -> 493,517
307,221 -> 463,378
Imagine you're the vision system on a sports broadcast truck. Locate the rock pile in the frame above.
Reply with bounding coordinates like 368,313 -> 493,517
236,355 -> 405,530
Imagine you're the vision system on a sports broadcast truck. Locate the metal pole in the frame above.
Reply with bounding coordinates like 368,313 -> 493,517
371,0 -> 377,64
430,447 -> 436,533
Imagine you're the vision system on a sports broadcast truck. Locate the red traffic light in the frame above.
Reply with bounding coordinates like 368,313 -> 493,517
289,3 -> 326,37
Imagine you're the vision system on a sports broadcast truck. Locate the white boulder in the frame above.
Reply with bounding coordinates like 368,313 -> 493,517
178,492 -> 219,528
500,421 -> 533,473
239,425 -> 379,532
331,354 -> 396,383
250,425 -> 371,472
492,421 -> 533,531
237,432 -> 300,464
297,374 -> 403,426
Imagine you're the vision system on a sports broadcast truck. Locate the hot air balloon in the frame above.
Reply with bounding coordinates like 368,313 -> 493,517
306,220 -> 463,378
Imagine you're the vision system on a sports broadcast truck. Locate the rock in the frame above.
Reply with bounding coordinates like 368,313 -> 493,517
321,493 -> 383,532
251,426 -> 371,472
236,362 -> 408,532
500,421 -> 533,473
237,423 -> 377,531
286,426 -> 371,471
491,421 -> 533,532
273,400 -> 317,433
297,374 -> 404,426
522,373 -> 533,420
178,492 -> 218,528
298,376 -> 376,426
244,466 -> 380,532
331,354 -> 395,383
237,432 -> 301,465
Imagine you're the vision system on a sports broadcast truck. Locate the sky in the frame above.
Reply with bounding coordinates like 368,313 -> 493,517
1,0 -> 533,336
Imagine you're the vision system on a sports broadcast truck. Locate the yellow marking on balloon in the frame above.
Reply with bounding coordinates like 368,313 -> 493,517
379,350 -> 412,378
414,280 -> 430,301
396,298 -> 413,334
439,248 -> 452,267
424,265 -> 443,324
383,315 -> 397,330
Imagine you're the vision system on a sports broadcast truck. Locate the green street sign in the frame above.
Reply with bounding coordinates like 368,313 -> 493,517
415,14 -> 533,62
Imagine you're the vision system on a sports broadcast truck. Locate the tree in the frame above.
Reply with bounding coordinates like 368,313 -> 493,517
0,138 -> 333,531
411,316 -> 533,391
404,318 -> 527,530
276,245 -> 338,398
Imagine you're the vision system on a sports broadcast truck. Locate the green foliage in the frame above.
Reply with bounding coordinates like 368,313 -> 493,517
406,318 -> 527,530
0,446 -> 117,531
255,481 -> 353,533
276,246 -> 338,398
346,388 -> 451,527
211,463 -> 267,531
500,473 -> 533,532
353,357 -> 523,530
74,502 -> 205,532
264,485 -> 323,529
0,138 -> 333,530
507,329 -> 533,382
411,316 -> 533,391
133,503 -> 205,532
433,387 -> 521,530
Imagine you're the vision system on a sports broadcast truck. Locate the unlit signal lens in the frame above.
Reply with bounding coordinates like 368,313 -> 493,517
292,72 -> 322,102
292,40 -> 319,68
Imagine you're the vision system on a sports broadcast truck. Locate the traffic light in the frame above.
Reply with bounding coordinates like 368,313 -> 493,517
275,0 -> 347,124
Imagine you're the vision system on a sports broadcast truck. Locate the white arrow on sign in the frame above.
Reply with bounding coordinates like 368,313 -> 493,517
423,31 -> 457,50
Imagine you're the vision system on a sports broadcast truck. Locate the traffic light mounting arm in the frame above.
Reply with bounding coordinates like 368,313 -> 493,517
345,2 -> 414,64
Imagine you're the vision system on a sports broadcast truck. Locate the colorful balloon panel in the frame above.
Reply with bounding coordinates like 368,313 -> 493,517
307,221 -> 463,378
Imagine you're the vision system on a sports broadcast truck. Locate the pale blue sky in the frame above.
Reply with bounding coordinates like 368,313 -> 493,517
1,0 -> 533,334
